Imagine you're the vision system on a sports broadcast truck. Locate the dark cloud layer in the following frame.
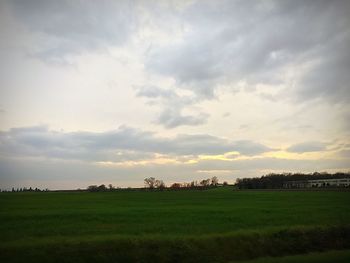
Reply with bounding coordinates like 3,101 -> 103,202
286,141 -> 327,153
146,0 -> 350,103
6,0 -> 136,60
138,0 -> 350,127
0,125 -> 274,162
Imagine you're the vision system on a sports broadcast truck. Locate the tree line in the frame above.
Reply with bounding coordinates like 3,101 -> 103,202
86,177 -> 228,192
144,176 -> 228,190
87,184 -> 118,192
235,172 -> 350,189
0,187 -> 49,193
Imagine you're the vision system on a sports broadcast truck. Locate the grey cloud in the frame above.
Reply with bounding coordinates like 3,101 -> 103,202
258,93 -> 278,102
0,125 -> 274,161
5,0 -> 350,103
222,112 -> 230,118
195,157 -> 350,173
157,109 -> 208,128
136,85 -> 209,128
286,141 -> 327,153
146,0 -> 350,103
6,0 -> 136,60
136,85 -> 177,99
297,33 -> 350,103
9,125 -> 48,133
340,112 -> 350,134
135,85 -> 196,106
170,134 -> 230,155
232,140 -> 275,156
338,149 -> 350,159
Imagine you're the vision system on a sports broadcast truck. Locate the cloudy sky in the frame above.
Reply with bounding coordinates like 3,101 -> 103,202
0,0 -> 349,190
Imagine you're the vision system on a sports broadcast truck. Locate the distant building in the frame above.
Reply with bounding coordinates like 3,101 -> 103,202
284,178 -> 350,188
284,180 -> 309,188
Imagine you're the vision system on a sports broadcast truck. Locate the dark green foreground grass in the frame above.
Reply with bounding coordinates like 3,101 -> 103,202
1,188 -> 350,262
237,249 -> 350,263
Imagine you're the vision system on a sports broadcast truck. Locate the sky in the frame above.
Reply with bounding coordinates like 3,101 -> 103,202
0,0 -> 349,190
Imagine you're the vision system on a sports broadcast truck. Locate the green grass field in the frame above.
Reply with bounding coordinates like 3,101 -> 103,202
1,187 -> 350,262
236,250 -> 350,263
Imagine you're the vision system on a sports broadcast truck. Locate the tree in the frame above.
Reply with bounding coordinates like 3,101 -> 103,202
108,184 -> 114,190
87,185 -> 107,192
200,178 -> 210,187
98,184 -> 107,191
170,183 -> 182,189
223,181 -> 228,186
87,185 -> 98,192
235,172 -> 350,189
211,176 -> 219,186
144,177 -> 156,189
155,180 -> 165,189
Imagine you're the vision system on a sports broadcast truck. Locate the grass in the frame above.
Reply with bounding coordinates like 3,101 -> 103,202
237,249 -> 350,263
1,187 -> 350,262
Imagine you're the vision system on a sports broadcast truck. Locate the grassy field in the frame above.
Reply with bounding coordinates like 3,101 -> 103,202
1,187 -> 350,262
236,250 -> 350,263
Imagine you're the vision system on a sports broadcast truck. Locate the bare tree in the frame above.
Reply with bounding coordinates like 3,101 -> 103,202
87,185 -> 98,192
170,183 -> 182,189
200,178 -> 210,187
190,181 -> 198,188
98,184 -> 107,191
155,180 -> 165,189
211,176 -> 219,186
144,177 -> 156,189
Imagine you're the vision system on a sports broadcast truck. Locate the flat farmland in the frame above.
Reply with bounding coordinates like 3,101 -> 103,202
1,187 -> 350,262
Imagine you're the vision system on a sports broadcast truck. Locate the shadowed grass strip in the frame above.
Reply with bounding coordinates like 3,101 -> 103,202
235,249 -> 350,263
1,225 -> 349,263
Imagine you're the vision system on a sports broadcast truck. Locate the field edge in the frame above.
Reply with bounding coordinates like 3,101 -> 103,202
1,225 -> 349,263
